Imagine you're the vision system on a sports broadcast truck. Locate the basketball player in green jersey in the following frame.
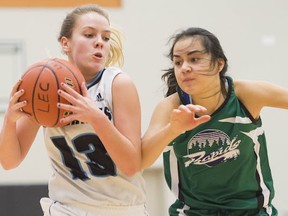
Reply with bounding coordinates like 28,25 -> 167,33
142,27 -> 288,215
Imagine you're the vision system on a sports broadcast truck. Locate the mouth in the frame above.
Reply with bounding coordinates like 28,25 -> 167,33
93,52 -> 103,59
183,77 -> 195,82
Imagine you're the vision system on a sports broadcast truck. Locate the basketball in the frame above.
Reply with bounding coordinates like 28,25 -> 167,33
18,58 -> 85,127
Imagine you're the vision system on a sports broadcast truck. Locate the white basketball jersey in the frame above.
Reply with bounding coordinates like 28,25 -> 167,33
43,67 -> 146,210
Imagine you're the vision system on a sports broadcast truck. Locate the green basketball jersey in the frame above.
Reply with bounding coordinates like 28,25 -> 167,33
163,76 -> 277,215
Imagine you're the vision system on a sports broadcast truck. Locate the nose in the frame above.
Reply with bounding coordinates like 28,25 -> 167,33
94,36 -> 104,48
181,61 -> 192,73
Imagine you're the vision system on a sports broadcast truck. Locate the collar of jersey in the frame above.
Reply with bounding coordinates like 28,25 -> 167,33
86,68 -> 106,89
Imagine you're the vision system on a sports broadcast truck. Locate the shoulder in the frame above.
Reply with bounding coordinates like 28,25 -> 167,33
102,67 -> 133,87
234,79 -> 279,118
234,79 -> 273,99
108,68 -> 139,103
112,71 -> 135,89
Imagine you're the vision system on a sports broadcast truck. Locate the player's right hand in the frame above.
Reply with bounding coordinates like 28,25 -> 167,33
6,80 -> 30,122
170,104 -> 211,135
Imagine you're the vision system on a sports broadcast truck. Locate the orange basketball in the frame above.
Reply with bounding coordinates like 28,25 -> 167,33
18,58 -> 85,127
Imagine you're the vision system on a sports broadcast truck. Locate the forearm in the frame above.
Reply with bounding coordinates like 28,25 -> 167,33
141,123 -> 179,169
90,116 -> 141,176
0,117 -> 22,169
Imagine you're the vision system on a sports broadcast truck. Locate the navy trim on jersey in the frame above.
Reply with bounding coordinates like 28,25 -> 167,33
177,86 -> 191,105
86,68 -> 106,89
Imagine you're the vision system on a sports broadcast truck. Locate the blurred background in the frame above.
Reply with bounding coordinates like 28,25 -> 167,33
0,0 -> 287,215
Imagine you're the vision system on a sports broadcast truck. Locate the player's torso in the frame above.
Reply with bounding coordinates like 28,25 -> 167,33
43,67 -> 146,207
164,77 -> 274,209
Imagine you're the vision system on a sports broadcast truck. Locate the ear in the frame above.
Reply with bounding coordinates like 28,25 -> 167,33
60,37 -> 71,53
217,58 -> 225,73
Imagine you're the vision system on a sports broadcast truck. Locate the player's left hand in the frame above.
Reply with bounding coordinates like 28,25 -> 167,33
57,82 -> 104,124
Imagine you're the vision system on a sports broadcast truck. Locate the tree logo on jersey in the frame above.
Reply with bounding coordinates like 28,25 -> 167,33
184,129 -> 240,167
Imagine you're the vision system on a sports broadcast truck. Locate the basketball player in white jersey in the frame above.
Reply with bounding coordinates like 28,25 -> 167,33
0,4 -> 148,216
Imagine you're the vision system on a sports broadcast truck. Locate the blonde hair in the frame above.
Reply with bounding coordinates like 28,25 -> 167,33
107,25 -> 124,67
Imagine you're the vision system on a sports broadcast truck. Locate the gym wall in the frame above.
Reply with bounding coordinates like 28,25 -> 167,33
0,0 -> 288,215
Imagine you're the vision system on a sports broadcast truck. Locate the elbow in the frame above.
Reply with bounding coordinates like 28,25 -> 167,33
0,158 -> 21,170
122,162 -> 141,177
124,170 -> 137,177
140,160 -> 152,170
1,162 -> 19,170
0,148 -> 25,170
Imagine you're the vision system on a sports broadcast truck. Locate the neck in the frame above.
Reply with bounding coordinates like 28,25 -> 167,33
199,89 -> 221,99
193,89 -> 224,115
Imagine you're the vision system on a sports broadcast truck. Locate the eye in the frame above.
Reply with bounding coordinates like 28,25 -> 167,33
173,57 -> 183,66
84,33 -> 94,38
102,32 -> 111,42
102,36 -> 110,42
173,60 -> 182,66
191,57 -> 200,63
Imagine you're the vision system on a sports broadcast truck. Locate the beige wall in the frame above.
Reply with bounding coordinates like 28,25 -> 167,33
1,0 -> 288,215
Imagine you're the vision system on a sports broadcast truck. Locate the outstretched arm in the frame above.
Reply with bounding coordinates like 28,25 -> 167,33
141,94 -> 210,169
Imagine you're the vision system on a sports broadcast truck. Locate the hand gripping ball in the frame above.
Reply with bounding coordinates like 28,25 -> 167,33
18,58 -> 85,127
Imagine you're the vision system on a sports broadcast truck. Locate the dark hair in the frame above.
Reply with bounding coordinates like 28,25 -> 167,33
162,27 -> 228,97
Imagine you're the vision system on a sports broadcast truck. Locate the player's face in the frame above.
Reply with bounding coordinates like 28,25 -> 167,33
66,12 -> 111,80
173,37 -> 221,96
